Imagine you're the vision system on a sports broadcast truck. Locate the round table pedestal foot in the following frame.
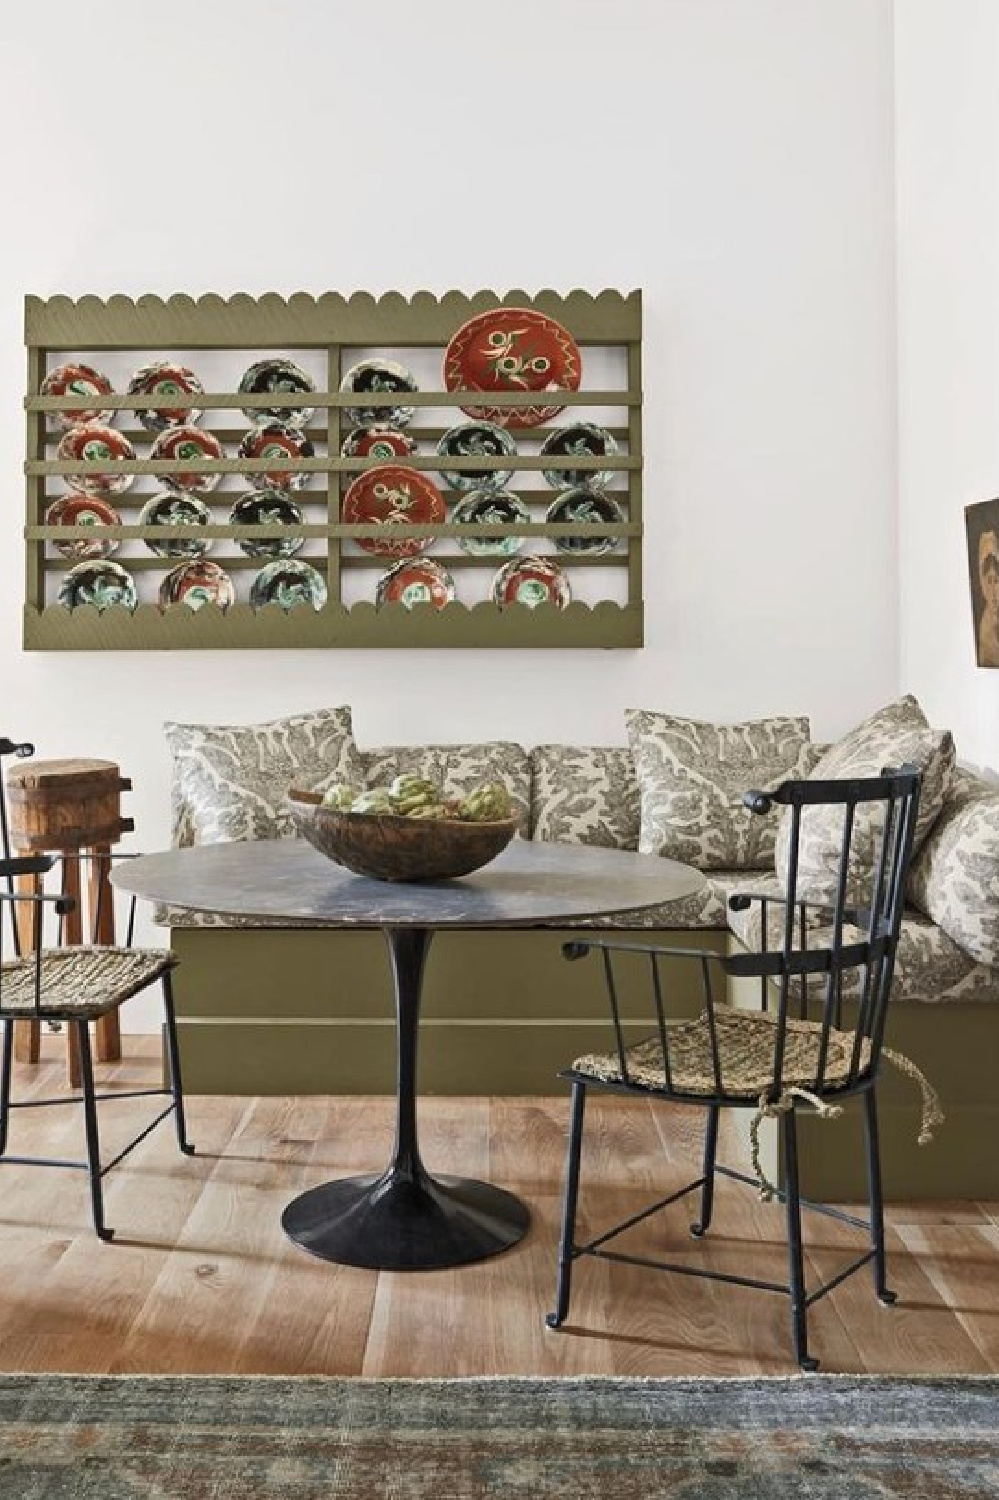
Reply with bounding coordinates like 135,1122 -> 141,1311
281,1171 -> 530,1270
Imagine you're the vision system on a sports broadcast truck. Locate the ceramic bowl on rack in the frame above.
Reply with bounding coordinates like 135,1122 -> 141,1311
492,554 -> 572,610
437,421 -> 517,491
287,788 -> 517,883
341,425 -> 417,461
45,495 -> 121,560
57,559 -> 137,612
545,486 -> 624,556
250,558 -> 327,612
340,360 -> 418,429
451,489 -> 529,558
342,464 -> 445,558
127,362 -> 204,431
230,491 -> 305,559
138,493 -> 212,558
41,363 -> 115,431
539,422 -> 618,489
375,557 -> 455,611
238,358 -> 316,427
57,425 -> 136,497
159,559 -> 234,611
237,421 -> 314,490
150,425 -> 225,495
444,307 -> 581,428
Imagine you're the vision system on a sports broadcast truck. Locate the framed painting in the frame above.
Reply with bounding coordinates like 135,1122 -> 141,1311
965,497 -> 999,668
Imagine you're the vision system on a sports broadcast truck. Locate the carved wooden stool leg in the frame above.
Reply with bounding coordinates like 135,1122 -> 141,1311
12,855 -> 41,1064
89,845 -> 121,1063
61,853 -> 84,1089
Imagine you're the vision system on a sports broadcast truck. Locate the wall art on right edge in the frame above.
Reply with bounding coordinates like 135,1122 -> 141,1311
965,496 -> 999,667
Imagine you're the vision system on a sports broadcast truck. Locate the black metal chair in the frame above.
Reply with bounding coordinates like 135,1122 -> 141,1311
0,737 -> 193,1241
546,764 -> 941,1370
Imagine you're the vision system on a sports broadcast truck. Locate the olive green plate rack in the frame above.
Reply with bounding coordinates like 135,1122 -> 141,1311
23,289 -> 643,649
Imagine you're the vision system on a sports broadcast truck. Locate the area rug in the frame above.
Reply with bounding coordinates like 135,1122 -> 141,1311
0,1374 -> 996,1498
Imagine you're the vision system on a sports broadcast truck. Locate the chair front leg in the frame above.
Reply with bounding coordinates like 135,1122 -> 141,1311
782,1106 -> 817,1371
863,1088 -> 896,1305
77,1020 -> 112,1242
690,1104 -> 719,1237
161,971 -> 194,1156
546,1079 -> 587,1331
0,1019 -> 13,1157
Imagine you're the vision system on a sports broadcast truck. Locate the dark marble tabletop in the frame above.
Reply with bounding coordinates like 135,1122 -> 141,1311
111,837 -> 705,928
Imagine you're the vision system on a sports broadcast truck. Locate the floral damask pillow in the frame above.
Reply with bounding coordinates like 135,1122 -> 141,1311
165,706 -> 363,846
626,709 -> 815,870
774,694 -> 956,905
529,745 -> 639,849
907,768 -> 999,967
360,741 -> 531,837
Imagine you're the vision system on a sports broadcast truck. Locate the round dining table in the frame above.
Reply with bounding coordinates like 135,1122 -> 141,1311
113,837 -> 705,1272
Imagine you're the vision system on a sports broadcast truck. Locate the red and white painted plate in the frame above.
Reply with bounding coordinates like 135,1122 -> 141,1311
57,425 -> 136,496
45,494 -> 121,560
375,558 -> 455,611
41,363 -> 115,430
342,464 -> 445,558
492,554 -> 572,610
444,308 -> 582,428
150,425 -> 225,495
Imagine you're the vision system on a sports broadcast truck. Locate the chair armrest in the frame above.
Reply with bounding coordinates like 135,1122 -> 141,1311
562,938 -> 724,964
0,854 -> 56,879
727,890 -> 866,927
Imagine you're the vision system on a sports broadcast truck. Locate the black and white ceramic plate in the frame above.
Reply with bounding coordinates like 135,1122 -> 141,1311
230,491 -> 305,559
238,358 -> 316,427
138,493 -> 212,558
127,362 -> 204,431
57,559 -> 137,612
451,489 -> 530,558
250,558 -> 328,612
340,360 -> 418,429
437,422 -> 517,491
540,423 -> 618,489
546,487 -> 624,556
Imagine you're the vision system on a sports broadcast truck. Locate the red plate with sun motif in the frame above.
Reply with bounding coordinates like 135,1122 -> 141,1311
342,464 -> 446,558
444,308 -> 582,428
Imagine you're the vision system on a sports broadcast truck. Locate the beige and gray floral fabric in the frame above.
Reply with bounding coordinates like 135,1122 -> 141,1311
165,706 -> 363,847
908,766 -> 999,968
529,745 -> 640,849
361,741 -> 532,838
626,709 -> 815,870
773,694 -> 956,906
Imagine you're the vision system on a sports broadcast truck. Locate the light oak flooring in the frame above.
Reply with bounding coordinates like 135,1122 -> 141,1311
0,1038 -> 995,1377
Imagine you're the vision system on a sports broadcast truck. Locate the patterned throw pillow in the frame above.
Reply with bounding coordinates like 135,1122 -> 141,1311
165,706 -> 363,846
530,745 -> 639,849
360,741 -> 531,837
774,694 -> 956,905
625,709 -> 815,870
908,768 -> 999,967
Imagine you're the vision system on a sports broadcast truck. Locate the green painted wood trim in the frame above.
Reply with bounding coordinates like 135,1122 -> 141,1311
23,599 -> 644,649
29,390 -> 640,415
25,289 -> 642,348
326,344 -> 344,606
627,338 -> 644,614
24,348 -> 44,613
28,520 -> 641,543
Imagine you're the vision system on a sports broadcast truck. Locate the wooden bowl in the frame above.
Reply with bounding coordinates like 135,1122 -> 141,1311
287,789 -> 517,882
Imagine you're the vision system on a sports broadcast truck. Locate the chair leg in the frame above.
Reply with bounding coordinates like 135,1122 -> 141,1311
546,1079 -> 587,1331
161,971 -> 194,1156
0,1019 -> 13,1157
864,1089 -> 896,1305
77,1021 -> 112,1242
782,1106 -> 817,1371
690,1104 -> 719,1237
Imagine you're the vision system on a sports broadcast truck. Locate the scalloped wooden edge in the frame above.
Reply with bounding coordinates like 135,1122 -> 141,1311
23,599 -> 643,650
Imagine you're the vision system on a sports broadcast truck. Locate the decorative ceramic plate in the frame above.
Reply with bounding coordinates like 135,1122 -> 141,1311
237,422 -> 314,490
444,308 -> 582,428
150,425 -> 224,495
250,558 -> 328,612
41,363 -> 115,430
342,464 -> 445,558
375,558 -> 455,611
57,559 -> 137,612
546,486 -> 624,556
230,490 -> 305,559
238,358 -> 316,427
341,425 -> 417,461
127,362 -> 204,431
159,559 -> 235,611
45,495 -> 121,560
138,492 -> 212,558
451,489 -> 530,558
57,425 -> 136,496
540,422 -> 618,488
437,421 -> 517,491
340,360 -> 418,428
492,554 -> 572,610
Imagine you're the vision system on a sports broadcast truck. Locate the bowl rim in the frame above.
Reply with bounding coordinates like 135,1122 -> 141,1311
287,787 -> 518,834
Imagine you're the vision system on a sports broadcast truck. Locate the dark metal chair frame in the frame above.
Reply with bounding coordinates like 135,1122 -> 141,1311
545,764 -> 923,1371
0,736 -> 193,1242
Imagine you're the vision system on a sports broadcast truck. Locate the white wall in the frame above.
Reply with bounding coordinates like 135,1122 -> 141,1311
0,1 -> 898,1022
896,0 -> 999,772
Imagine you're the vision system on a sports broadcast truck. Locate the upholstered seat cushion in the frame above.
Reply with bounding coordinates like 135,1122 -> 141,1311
0,947 -> 177,1019
908,767 -> 999,968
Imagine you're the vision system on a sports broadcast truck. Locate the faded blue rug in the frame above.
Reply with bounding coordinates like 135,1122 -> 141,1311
0,1374 -> 995,1497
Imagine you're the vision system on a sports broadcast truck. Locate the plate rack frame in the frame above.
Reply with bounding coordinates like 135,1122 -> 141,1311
23,289 -> 643,649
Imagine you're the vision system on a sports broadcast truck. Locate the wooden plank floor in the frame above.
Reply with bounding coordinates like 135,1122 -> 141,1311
0,1039 -> 995,1376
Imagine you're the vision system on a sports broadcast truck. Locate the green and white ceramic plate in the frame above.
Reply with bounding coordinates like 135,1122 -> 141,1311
451,489 -> 530,558
138,493 -> 212,558
127,362 -> 204,431
375,557 -> 455,610
238,358 -> 316,427
57,559 -> 137,612
340,360 -> 418,429
437,422 -> 517,491
492,554 -> 571,610
250,558 -> 328,612
230,491 -> 305,559
540,423 -> 618,488
546,486 -> 624,556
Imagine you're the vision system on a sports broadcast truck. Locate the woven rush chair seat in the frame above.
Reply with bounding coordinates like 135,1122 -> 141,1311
0,947 -> 177,1020
571,1006 -> 873,1100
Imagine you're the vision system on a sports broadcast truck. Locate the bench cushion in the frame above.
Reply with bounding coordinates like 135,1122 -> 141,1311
908,767 -> 999,968
529,744 -> 639,849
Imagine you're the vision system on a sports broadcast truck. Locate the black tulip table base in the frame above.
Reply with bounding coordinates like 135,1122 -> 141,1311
281,1168 -> 531,1271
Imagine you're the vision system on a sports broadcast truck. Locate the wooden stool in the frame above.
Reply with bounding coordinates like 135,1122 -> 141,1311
6,758 -> 133,1086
